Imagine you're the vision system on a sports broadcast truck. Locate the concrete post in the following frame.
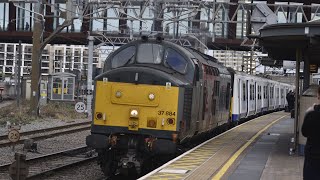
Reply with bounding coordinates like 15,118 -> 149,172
87,36 -> 94,119
303,50 -> 310,92
17,41 -> 22,107
294,48 -> 301,153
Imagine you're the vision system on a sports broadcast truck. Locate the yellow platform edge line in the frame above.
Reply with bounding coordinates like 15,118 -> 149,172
212,115 -> 288,180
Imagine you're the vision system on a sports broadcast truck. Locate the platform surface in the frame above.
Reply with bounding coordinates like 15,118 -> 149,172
228,117 -> 303,180
139,111 -> 304,180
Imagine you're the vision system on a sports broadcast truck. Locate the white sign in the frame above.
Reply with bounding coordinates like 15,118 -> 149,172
8,129 -> 20,143
283,60 -> 304,70
75,102 -> 86,113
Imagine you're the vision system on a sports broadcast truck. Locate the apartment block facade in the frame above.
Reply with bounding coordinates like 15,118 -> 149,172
0,43 -> 102,77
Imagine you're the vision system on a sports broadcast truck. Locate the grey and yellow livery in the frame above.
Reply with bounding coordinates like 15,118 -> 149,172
86,36 -> 233,176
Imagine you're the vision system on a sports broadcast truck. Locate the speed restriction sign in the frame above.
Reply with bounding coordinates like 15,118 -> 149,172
8,129 -> 20,143
75,102 -> 86,113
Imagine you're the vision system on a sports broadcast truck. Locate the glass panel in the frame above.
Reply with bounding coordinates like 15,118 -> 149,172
214,7 -> 228,38
58,4 -> 67,32
275,2 -> 288,23
236,9 -> 247,38
163,11 -> 173,35
137,44 -> 163,64
111,46 -> 136,68
289,2 -> 303,23
63,77 -> 74,100
52,77 -> 62,100
73,19 -> 81,32
311,4 -> 320,21
164,48 -> 188,74
141,6 -> 153,32
0,3 -> 9,31
127,6 -> 141,34
106,7 -> 119,32
92,10 -> 103,31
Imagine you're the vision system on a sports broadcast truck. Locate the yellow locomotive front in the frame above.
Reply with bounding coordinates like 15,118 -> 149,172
94,81 -> 180,132
86,37 -> 195,176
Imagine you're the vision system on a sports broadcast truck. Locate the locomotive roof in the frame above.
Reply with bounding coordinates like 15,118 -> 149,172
117,38 -> 230,75
184,47 -> 230,75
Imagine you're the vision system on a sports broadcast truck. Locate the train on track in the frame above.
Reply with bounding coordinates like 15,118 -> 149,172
86,36 -> 294,176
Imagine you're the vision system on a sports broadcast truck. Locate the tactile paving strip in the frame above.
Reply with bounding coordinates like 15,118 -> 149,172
145,112 -> 288,180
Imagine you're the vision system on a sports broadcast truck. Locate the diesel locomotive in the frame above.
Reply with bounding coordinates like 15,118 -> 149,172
86,37 -> 294,176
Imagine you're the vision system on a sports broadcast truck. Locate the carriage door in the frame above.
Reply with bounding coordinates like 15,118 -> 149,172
238,79 -> 242,117
255,82 -> 257,113
247,80 -> 250,116
240,79 -> 246,117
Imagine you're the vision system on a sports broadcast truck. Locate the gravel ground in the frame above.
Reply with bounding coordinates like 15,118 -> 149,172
38,161 -> 106,180
35,160 -> 140,180
0,118 -> 90,136
0,130 -> 90,166
0,100 -> 14,109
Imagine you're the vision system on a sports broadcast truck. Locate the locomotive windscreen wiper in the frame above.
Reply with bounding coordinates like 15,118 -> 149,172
123,54 -> 135,66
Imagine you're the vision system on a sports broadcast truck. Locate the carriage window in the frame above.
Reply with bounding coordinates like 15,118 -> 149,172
165,48 -> 188,74
270,87 -> 273,98
259,86 -> 262,99
250,84 -> 254,100
260,86 -> 262,100
137,43 -> 163,64
253,85 -> 255,100
266,86 -> 268,99
111,46 -> 136,68
249,85 -> 252,100
259,86 -> 261,99
243,83 -> 246,101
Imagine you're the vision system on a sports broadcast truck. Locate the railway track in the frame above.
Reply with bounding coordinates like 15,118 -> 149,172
0,100 -> 14,109
0,121 -> 91,148
0,146 -> 97,179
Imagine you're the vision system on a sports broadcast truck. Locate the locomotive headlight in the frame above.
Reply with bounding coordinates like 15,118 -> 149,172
115,91 -> 122,98
130,109 -> 139,118
148,93 -> 155,100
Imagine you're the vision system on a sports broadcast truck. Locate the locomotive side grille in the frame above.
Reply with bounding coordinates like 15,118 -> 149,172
183,87 -> 193,130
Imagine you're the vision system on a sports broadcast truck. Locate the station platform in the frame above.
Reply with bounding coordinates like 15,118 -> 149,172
139,111 -> 304,180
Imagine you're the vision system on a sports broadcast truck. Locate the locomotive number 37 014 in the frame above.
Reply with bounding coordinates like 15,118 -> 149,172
158,111 -> 176,116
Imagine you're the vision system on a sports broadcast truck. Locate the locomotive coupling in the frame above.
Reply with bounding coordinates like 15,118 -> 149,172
86,134 -> 109,149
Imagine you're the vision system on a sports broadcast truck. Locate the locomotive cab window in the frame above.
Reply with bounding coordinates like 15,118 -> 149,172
137,43 -> 163,64
111,46 -> 136,68
164,48 -> 188,74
